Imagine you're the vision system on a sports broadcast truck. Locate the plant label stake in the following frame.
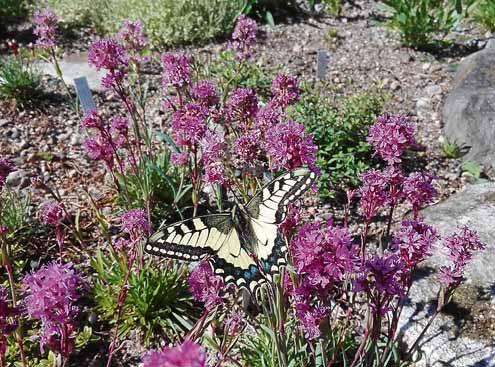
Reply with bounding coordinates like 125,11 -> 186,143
316,50 -> 329,80
74,77 -> 96,113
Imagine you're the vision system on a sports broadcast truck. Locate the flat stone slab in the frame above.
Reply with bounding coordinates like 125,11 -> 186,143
399,183 -> 495,367
37,52 -> 104,91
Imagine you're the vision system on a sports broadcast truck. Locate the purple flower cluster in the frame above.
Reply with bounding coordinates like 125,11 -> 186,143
120,208 -> 151,240
255,102 -> 281,133
225,87 -> 259,124
368,114 -> 416,165
235,130 -> 259,166
82,110 -> 127,169
117,20 -> 148,55
33,8 -> 58,49
265,120 -> 317,171
439,226 -> 486,286
289,220 -> 358,338
292,221 -> 358,292
41,201 -> 65,226
0,157 -> 14,191
88,38 -> 128,89
192,80 -> 219,108
22,262 -> 85,356
143,341 -> 209,367
403,172 -> 437,215
271,74 -> 300,107
393,218 -> 438,268
172,103 -> 208,148
0,286 -> 18,358
229,15 -> 257,60
355,253 -> 406,314
358,169 -> 388,221
162,52 -> 192,89
188,261 -> 224,311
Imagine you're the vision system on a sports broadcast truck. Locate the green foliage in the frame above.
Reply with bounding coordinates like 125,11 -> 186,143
378,0 -> 465,49
198,50 -> 274,100
45,0 -> 245,46
0,189 -> 31,242
473,0 -> 495,31
0,0 -> 29,28
91,250 -> 197,343
0,55 -> 42,104
115,148 -> 191,226
289,87 -> 386,200
439,136 -> 463,158
461,160 -> 487,182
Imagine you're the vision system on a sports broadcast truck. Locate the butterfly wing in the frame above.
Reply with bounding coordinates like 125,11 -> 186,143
145,214 -> 259,289
244,167 -> 317,288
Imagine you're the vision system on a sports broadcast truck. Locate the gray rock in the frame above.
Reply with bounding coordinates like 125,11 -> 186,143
442,46 -> 495,168
6,169 -> 30,189
399,183 -> 495,367
37,52 -> 105,91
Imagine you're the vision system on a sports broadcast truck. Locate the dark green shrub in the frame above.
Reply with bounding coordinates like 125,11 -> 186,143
0,0 -> 29,29
91,250 -> 197,343
45,0 -> 245,46
473,0 -> 495,31
0,55 -> 42,104
378,0 -> 463,49
289,87 -> 386,200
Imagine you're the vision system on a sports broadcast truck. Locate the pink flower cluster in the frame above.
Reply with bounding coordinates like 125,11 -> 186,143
229,15 -> 257,60
81,110 -> 130,169
368,114 -> 416,165
143,341 -> 209,367
188,261 -> 224,311
88,38 -> 129,89
33,8 -> 58,49
162,53 -> 192,89
393,218 -> 438,268
0,157 -> 14,191
22,262 -> 85,356
117,20 -> 148,56
120,208 -> 151,239
439,226 -> 486,286
0,286 -> 18,358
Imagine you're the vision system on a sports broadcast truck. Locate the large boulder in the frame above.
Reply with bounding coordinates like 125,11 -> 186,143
443,41 -> 495,168
399,183 -> 495,366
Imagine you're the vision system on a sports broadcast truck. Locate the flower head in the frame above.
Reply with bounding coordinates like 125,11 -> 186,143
255,101 -> 281,133
171,152 -> 189,166
201,130 -> 226,165
33,8 -> 58,49
81,109 -> 104,130
439,226 -> 486,286
117,19 -> 148,54
172,103 -> 208,148
403,172 -> 437,215
83,137 -> 114,168
0,286 -> 18,357
192,80 -> 219,107
225,87 -> 258,123
271,74 -> 300,107
110,115 -> 129,146
143,341 -> 209,367
0,157 -> 14,191
229,15 -> 257,60
203,162 -> 228,186
358,169 -> 388,221
88,38 -> 128,88
22,262 -> 85,355
265,120 -> 317,171
162,52 -> 191,89
393,218 -> 438,268
291,221 -> 358,293
120,208 -> 151,239
41,201 -> 65,226
368,114 -> 417,165
235,130 -> 259,166
188,261 -> 224,311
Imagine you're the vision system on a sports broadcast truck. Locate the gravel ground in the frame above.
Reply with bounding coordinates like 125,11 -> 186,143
1,0 -> 493,363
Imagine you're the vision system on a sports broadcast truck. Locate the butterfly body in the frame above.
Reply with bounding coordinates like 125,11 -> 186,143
146,168 -> 316,293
